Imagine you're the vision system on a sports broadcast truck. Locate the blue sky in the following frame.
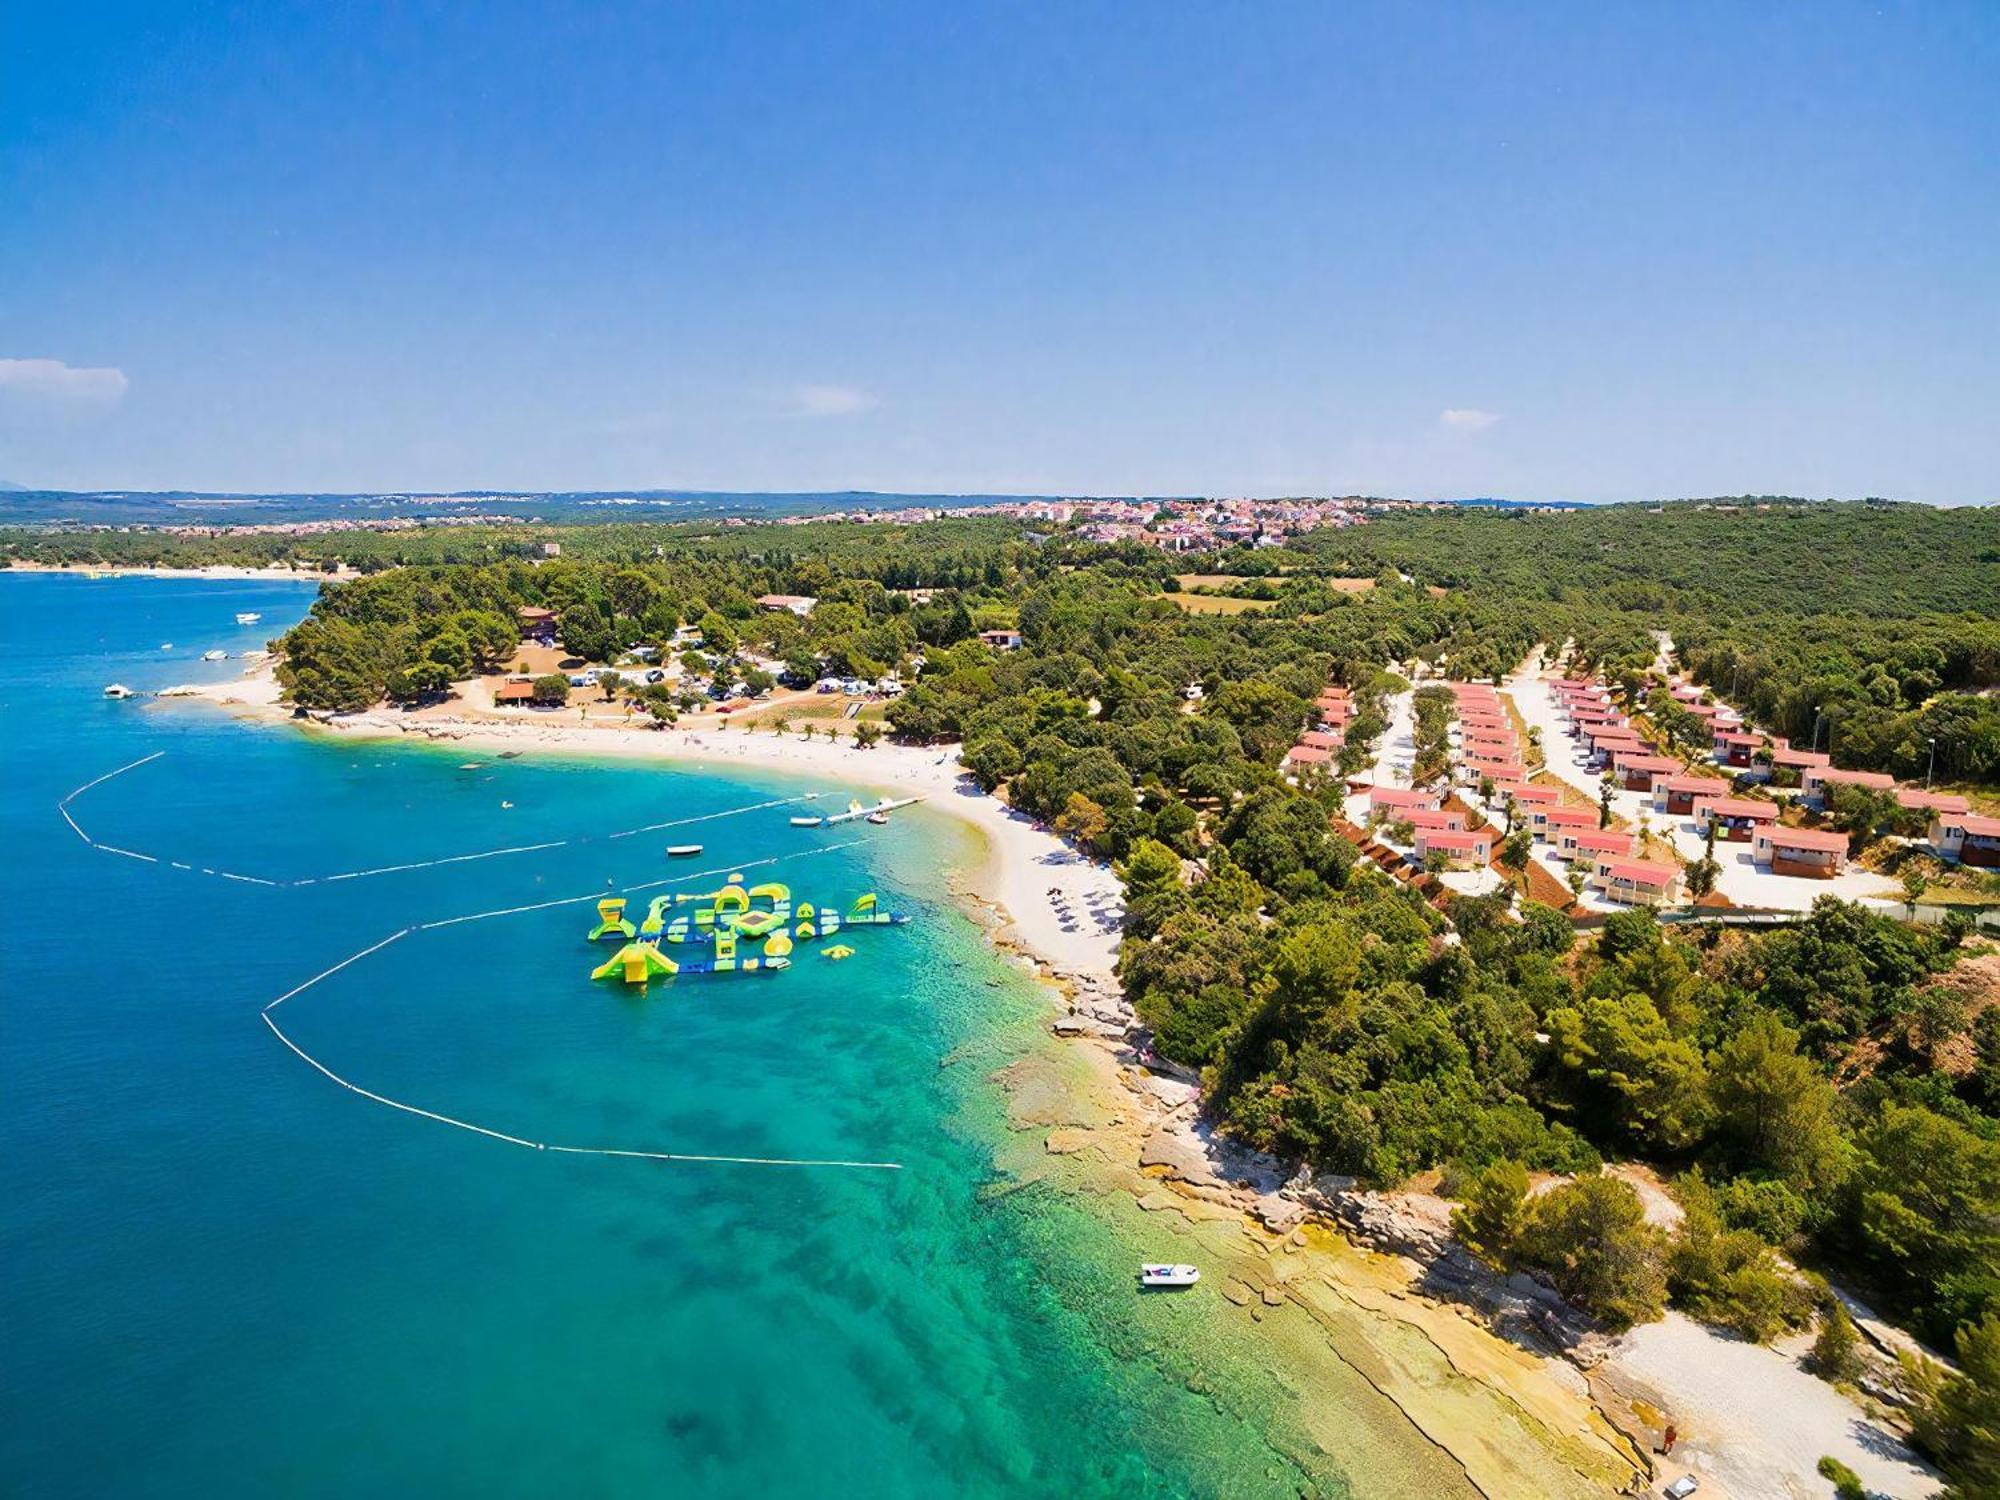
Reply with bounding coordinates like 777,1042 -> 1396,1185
2,1 -> 1994,501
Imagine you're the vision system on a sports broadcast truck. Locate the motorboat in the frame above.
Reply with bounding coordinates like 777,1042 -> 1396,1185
235,612 -> 261,625
666,844 -> 703,857
203,649 -> 227,661
1139,1264 -> 1200,1289
866,811 -> 890,825
789,815 -> 825,827
103,683 -> 133,698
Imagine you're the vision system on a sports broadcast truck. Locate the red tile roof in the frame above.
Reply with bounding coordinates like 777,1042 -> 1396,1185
1898,789 -> 1969,814
1540,805 -> 1597,827
1763,826 -> 1848,853
1659,775 -> 1730,795
1693,797 -> 1778,820
1941,814 -> 2000,838
1597,858 -> 1680,887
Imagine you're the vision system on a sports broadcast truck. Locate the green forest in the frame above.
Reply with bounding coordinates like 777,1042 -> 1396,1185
8,499 -> 2000,1493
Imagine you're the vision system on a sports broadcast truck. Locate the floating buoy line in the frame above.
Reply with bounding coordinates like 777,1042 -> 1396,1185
60,752 -> 905,1172
58,751 -> 825,887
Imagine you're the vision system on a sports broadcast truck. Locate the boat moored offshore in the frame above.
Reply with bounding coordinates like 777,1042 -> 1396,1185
1139,1264 -> 1200,1289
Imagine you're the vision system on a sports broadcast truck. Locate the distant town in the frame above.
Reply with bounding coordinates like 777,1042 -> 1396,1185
15,491 -> 1585,549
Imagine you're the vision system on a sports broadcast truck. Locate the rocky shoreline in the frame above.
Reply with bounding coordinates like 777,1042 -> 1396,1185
979,919 -> 1653,1499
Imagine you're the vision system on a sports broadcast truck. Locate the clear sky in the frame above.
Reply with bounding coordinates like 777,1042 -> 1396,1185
2,2 -> 1995,502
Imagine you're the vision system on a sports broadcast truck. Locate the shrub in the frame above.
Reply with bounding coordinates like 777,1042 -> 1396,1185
1815,1455 -> 1864,1500
1515,1176 -> 1669,1332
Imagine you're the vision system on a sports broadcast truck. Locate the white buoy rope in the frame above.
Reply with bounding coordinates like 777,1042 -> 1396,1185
62,751 -> 903,1170
58,753 -> 826,887
260,842 -> 899,1170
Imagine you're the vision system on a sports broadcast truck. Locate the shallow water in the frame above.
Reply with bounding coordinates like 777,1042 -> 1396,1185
3,574 -> 1367,1497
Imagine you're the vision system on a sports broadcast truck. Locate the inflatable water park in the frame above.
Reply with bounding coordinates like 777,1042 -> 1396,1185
587,874 -> 910,983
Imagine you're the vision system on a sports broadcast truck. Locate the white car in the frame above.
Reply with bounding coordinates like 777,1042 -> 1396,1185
1662,1477 -> 1699,1499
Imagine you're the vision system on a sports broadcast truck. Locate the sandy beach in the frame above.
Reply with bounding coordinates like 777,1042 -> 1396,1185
188,662 -> 1125,985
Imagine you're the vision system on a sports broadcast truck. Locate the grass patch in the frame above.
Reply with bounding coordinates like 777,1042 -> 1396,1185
1166,593 -> 1277,615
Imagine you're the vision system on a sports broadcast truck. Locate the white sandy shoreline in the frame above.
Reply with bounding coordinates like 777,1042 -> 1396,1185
186,667 -> 1125,985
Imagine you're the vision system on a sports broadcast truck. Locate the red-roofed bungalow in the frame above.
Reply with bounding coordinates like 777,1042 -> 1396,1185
1932,813 -> 2000,868
1591,856 -> 1683,906
1535,804 -> 1596,839
1413,827 -> 1495,867
1752,824 -> 1848,877
1653,774 -> 1730,816
1562,826 -> 1636,863
1612,752 -> 1682,792
1690,796 -> 1779,841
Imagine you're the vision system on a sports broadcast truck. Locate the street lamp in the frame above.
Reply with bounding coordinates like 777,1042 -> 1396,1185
1927,737 -> 1937,790
1812,707 -> 1825,753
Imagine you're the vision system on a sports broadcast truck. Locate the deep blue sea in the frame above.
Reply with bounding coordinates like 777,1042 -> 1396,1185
0,573 -> 1343,1498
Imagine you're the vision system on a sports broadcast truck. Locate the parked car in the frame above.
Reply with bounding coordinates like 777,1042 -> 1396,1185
1663,1477 -> 1699,1500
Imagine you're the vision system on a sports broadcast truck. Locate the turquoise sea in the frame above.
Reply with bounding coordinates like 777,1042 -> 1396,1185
1,574 -> 1349,1498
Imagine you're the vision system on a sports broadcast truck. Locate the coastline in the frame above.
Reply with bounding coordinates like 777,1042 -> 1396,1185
5,561 -> 359,581
185,662 -> 1124,984
177,660 -> 1660,1495
181,659 -> 1942,1499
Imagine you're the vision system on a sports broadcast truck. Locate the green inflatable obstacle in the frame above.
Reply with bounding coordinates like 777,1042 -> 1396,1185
588,897 -> 637,941
591,942 -> 679,983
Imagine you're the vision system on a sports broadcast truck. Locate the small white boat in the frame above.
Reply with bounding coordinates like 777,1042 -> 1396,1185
866,811 -> 890,825
1140,1264 -> 1200,1289
202,649 -> 227,661
235,612 -> 261,625
103,683 -> 133,699
789,815 -> 825,828
666,844 -> 703,857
